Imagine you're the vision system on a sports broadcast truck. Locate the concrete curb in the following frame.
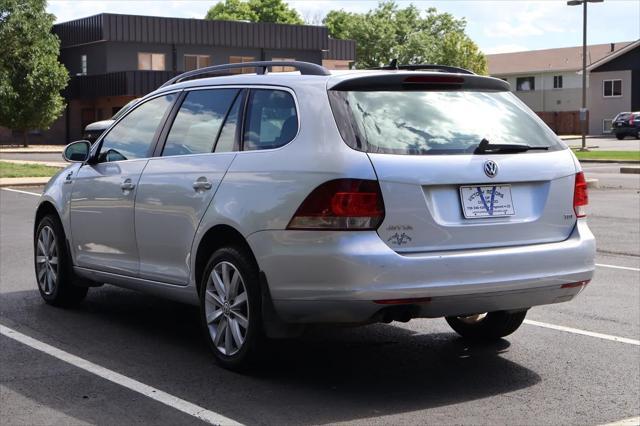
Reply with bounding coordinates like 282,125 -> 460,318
620,167 -> 640,174
0,177 -> 51,187
0,159 -> 66,168
0,149 -> 63,154
560,135 -> 615,141
585,178 -> 599,189
578,159 -> 640,164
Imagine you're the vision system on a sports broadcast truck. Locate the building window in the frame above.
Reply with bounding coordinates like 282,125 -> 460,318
81,54 -> 87,75
138,53 -> 166,71
229,56 -> 255,74
603,79 -> 622,97
271,58 -> 295,72
602,119 -> 613,133
553,75 -> 563,89
184,55 -> 211,71
516,77 -> 535,91
322,60 -> 351,70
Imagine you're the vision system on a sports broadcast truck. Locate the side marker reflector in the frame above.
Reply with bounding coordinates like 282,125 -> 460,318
561,280 -> 590,289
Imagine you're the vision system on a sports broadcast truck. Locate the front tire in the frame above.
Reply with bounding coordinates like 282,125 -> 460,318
445,310 -> 527,341
199,246 -> 263,371
34,215 -> 88,307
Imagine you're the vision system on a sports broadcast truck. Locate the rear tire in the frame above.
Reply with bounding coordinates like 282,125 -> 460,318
445,310 -> 527,341
34,215 -> 88,307
616,133 -> 625,140
199,246 -> 263,371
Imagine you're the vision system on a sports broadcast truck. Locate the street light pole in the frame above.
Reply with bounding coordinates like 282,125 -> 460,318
567,0 -> 603,151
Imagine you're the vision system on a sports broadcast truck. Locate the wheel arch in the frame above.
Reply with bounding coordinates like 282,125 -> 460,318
34,201 -> 62,236
193,224 -> 259,294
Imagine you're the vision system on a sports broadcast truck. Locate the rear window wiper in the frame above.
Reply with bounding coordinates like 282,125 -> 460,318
474,138 -> 549,154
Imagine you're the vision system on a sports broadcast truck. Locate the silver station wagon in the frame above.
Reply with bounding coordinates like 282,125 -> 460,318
34,61 -> 596,369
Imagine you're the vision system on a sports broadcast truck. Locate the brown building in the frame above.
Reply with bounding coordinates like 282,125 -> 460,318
0,13 -> 356,145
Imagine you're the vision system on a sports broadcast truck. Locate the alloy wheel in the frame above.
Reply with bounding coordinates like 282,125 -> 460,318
36,225 -> 58,295
204,261 -> 250,356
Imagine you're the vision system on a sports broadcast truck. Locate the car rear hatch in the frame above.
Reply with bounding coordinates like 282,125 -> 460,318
328,72 -> 579,253
613,113 -> 632,129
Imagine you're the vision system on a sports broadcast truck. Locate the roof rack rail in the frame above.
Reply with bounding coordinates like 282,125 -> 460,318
371,59 -> 475,75
160,61 -> 331,88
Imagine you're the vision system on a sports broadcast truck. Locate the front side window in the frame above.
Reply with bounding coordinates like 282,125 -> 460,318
328,90 -> 563,155
243,90 -> 297,151
516,76 -> 535,91
163,89 -> 239,157
603,79 -> 622,97
184,55 -> 211,71
138,53 -> 166,71
98,94 -> 175,162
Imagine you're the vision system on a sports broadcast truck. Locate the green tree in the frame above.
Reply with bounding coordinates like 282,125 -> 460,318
205,0 -> 257,22
206,0 -> 303,25
0,0 -> 68,146
324,1 -> 487,74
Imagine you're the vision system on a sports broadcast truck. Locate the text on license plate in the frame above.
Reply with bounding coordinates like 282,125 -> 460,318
459,185 -> 515,218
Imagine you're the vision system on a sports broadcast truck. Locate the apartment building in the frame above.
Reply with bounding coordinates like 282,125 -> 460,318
586,40 -> 640,134
487,42 -> 636,134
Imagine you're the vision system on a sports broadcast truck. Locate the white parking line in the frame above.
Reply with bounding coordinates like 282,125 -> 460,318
0,324 -> 243,426
600,416 -> 640,426
524,320 -> 640,346
1,187 -> 41,196
596,263 -> 640,272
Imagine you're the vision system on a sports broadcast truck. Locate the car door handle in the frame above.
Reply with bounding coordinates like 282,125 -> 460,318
193,177 -> 212,191
120,179 -> 135,191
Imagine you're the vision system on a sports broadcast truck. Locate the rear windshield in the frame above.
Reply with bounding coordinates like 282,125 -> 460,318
329,90 -> 564,155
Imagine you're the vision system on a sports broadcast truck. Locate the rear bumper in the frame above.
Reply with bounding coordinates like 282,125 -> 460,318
248,220 -> 596,323
612,126 -> 639,136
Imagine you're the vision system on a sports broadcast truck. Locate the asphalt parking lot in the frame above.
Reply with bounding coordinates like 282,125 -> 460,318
1,173 -> 639,425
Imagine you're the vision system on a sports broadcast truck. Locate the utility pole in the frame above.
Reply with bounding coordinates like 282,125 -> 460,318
567,0 -> 603,151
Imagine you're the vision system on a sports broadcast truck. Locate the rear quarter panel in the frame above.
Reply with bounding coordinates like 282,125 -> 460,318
190,80 -> 376,284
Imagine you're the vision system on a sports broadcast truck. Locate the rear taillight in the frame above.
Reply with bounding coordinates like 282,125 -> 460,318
573,172 -> 588,218
287,179 -> 385,230
630,114 -> 635,125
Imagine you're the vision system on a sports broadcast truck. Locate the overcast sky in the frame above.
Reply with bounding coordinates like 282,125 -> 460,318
47,0 -> 640,54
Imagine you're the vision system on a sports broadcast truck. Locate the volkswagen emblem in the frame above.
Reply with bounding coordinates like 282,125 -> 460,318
484,160 -> 498,178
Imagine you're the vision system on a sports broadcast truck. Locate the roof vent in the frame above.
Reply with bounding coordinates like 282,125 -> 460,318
610,43 -> 615,52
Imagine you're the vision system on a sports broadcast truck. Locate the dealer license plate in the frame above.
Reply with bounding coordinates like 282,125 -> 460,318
460,185 -> 515,218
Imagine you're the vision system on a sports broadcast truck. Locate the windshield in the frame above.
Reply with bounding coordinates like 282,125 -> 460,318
329,90 -> 564,155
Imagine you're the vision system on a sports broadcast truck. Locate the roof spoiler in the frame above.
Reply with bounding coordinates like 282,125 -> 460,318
370,60 -> 475,75
328,72 -> 510,92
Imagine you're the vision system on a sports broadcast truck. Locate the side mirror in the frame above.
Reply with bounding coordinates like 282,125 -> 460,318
63,140 -> 91,163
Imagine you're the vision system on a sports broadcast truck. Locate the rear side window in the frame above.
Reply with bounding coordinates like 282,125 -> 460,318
329,90 -> 563,155
98,94 -> 176,162
163,89 -> 239,157
243,89 -> 297,151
